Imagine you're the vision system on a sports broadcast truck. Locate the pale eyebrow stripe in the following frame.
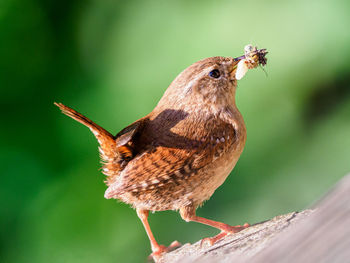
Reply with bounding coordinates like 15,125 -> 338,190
183,65 -> 216,93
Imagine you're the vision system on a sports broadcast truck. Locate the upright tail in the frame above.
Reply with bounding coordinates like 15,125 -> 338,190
54,103 -> 117,163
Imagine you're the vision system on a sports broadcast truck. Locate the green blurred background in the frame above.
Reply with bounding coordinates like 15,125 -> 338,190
1,0 -> 350,262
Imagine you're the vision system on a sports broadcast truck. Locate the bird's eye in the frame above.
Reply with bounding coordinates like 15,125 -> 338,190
209,69 -> 221,79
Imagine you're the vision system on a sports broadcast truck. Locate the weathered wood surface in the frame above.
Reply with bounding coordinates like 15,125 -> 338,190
159,174 -> 350,263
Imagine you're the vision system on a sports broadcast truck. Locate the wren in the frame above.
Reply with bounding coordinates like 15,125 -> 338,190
55,45 -> 267,261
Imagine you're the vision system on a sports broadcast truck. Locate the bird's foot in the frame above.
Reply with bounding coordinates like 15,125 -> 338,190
148,240 -> 182,262
200,223 -> 250,246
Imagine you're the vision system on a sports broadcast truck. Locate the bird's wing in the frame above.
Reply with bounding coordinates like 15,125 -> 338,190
104,116 -> 237,199
104,145 -> 206,198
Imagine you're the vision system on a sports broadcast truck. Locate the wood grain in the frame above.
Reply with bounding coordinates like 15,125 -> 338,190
160,174 -> 350,263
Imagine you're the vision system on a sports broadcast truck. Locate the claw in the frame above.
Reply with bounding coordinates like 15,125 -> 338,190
148,241 -> 182,262
200,223 -> 250,247
200,232 -> 227,247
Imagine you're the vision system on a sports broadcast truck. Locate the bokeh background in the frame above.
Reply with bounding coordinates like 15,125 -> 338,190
1,0 -> 350,262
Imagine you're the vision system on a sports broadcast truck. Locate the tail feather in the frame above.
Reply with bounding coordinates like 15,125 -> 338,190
54,102 -> 117,163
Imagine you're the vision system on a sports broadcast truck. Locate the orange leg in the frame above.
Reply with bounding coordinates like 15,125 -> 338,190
180,206 -> 249,246
136,209 -> 181,260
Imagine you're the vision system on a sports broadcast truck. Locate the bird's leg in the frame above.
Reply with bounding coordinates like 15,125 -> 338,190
180,206 -> 249,246
136,209 -> 181,260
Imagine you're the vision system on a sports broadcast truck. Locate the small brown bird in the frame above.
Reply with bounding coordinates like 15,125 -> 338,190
55,45 -> 267,261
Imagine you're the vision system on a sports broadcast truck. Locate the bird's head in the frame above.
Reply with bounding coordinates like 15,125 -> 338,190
155,45 -> 267,115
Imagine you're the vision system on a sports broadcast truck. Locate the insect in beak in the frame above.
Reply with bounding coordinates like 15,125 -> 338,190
233,45 -> 268,80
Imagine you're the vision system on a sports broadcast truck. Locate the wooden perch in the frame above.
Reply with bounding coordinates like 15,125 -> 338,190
159,174 -> 350,263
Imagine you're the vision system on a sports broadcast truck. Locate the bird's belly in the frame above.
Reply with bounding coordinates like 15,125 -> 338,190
187,152 -> 240,207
